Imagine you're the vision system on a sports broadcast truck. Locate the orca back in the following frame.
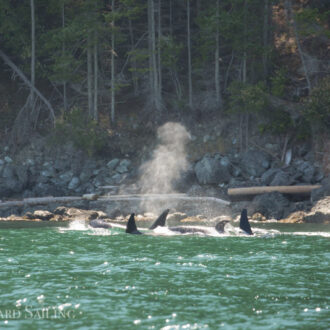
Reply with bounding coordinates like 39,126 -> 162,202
126,213 -> 142,234
239,209 -> 253,235
215,220 -> 229,233
90,219 -> 112,229
149,209 -> 170,230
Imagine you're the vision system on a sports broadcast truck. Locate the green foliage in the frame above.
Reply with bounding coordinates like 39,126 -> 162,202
304,77 -> 330,131
128,48 -> 149,75
228,81 -> 269,115
160,36 -> 183,69
0,0 -> 328,143
296,8 -> 330,37
52,107 -> 108,156
295,118 -> 311,141
118,0 -> 146,20
258,106 -> 293,135
270,67 -> 288,97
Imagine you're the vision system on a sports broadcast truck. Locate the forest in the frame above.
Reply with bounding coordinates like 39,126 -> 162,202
0,0 -> 329,157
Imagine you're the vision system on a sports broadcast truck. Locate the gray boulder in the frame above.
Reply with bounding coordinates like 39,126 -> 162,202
107,159 -> 120,171
311,176 -> 330,203
270,171 -> 293,186
116,159 -> 131,174
59,170 -> 74,184
0,159 -> 4,175
293,160 -> 315,183
78,160 -> 98,183
240,150 -> 270,177
68,177 -> 80,190
15,165 -> 29,188
252,192 -> 290,219
261,168 -> 279,185
2,164 -> 23,194
304,196 -> 330,223
194,155 -> 231,185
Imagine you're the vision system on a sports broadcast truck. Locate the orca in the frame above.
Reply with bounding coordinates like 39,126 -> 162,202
125,213 -> 142,235
166,220 -> 230,235
149,209 -> 170,230
89,219 -> 112,229
215,220 -> 230,233
239,209 -> 253,235
125,210 -> 170,235
149,209 -> 230,235
124,209 -> 253,236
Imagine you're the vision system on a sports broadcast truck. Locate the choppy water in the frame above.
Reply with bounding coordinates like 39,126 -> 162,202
0,221 -> 329,329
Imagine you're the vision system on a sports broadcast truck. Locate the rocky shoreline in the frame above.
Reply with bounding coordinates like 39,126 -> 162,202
0,138 -> 329,224
0,196 -> 329,225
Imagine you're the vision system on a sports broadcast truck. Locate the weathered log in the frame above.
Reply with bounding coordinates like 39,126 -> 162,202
228,185 -> 321,196
0,196 -> 82,208
0,193 -> 230,209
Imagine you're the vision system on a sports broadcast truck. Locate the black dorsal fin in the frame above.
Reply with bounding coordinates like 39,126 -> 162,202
149,209 -> 170,230
239,209 -> 253,235
126,213 -> 142,234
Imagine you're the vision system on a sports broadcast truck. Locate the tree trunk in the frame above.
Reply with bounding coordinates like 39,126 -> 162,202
262,0 -> 269,79
128,18 -> 138,95
187,0 -> 193,109
148,0 -> 160,112
215,0 -> 222,108
148,0 -> 154,100
111,0 -> 116,123
224,50 -> 234,90
284,0 -> 312,93
0,50 -> 55,123
62,2 -> 67,112
30,0 -> 35,105
93,32 -> 98,121
242,0 -> 247,84
242,0 -> 248,151
87,31 -> 93,118
157,0 -> 162,106
151,0 -> 160,111
169,0 -> 173,37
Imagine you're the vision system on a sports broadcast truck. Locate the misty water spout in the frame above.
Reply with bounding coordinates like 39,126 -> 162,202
138,122 -> 191,212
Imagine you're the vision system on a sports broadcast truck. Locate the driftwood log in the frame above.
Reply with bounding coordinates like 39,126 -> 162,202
228,185 -> 321,197
0,193 -> 230,209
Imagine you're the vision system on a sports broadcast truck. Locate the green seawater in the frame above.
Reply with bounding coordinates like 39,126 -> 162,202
0,222 -> 329,329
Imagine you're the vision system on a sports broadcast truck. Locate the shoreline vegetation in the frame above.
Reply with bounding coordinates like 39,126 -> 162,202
0,1 -> 329,227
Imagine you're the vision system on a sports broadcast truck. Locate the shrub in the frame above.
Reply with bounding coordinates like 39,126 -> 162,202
258,106 -> 294,135
270,67 -> 288,97
228,81 -> 269,115
51,107 -> 108,156
304,77 -> 330,132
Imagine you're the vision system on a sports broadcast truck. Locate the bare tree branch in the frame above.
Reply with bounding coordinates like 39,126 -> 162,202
0,49 -> 56,125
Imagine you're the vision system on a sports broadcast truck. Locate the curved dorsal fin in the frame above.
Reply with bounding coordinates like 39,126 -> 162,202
239,209 -> 253,235
149,209 -> 170,230
126,213 -> 140,234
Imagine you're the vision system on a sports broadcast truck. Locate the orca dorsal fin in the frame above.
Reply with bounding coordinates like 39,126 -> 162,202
215,220 -> 230,233
149,209 -> 170,230
239,209 -> 253,235
126,213 -> 141,234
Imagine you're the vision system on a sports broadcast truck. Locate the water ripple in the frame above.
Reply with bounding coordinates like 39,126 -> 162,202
0,226 -> 328,329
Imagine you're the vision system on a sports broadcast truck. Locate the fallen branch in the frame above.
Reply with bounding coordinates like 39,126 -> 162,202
0,49 -> 55,125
